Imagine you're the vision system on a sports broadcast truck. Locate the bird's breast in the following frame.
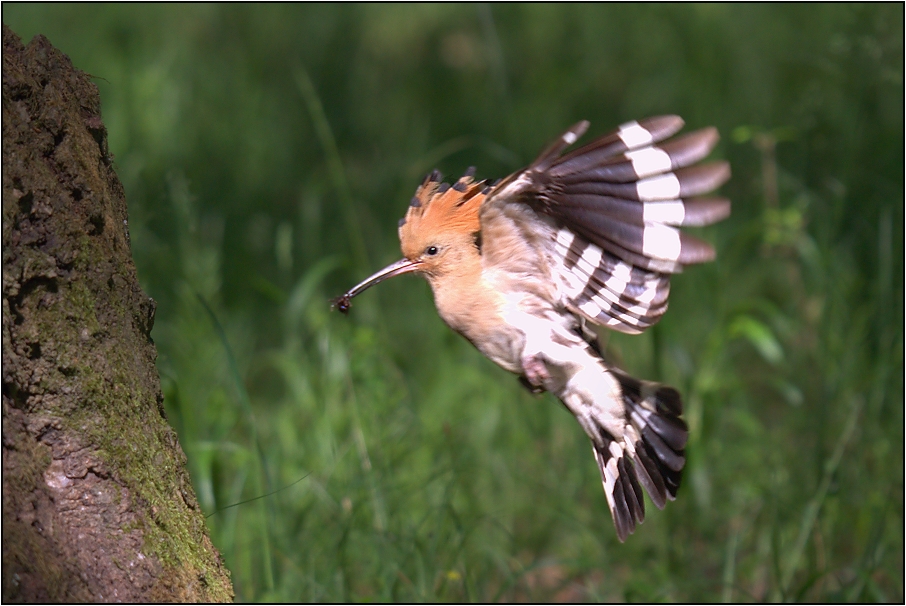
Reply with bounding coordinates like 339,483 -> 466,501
430,267 -> 573,379
431,277 -> 526,375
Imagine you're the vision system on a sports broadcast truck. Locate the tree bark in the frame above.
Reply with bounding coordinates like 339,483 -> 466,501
2,25 -> 233,602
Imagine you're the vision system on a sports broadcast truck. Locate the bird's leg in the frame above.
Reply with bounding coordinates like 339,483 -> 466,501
514,310 -> 556,391
511,308 -> 583,394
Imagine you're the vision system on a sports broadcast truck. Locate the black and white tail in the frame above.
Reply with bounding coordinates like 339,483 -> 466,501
560,360 -> 689,542
592,369 -> 689,541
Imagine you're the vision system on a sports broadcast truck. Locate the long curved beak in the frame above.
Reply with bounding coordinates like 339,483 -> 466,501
331,258 -> 421,314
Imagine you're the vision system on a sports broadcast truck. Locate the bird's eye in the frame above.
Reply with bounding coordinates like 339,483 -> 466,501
425,245 -> 439,256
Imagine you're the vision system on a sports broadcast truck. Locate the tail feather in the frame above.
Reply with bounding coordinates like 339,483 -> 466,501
619,453 -> 646,523
629,437 -> 669,508
580,366 -> 688,542
593,443 -> 645,541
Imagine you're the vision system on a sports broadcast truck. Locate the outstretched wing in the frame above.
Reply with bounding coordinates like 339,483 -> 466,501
482,116 -> 730,334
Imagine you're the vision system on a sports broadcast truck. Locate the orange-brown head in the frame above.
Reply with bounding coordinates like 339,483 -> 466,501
397,168 -> 489,278
331,169 -> 491,313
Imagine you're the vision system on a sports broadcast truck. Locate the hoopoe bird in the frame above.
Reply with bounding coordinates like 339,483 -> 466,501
333,116 -> 730,541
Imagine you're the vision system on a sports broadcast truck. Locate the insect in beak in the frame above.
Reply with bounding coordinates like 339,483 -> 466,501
331,258 -> 421,314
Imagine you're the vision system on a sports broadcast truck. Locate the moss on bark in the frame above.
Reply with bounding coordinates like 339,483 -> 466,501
2,25 -> 233,602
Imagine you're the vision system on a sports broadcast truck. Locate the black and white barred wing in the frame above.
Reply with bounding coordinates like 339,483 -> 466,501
494,116 -> 731,334
551,228 -> 671,334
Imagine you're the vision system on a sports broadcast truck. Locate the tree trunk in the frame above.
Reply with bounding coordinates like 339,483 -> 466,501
2,25 -> 233,602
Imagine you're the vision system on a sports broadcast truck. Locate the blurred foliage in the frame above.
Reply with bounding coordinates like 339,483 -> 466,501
5,4 -> 902,602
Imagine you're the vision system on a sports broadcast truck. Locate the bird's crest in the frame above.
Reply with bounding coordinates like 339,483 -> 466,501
398,168 -> 492,256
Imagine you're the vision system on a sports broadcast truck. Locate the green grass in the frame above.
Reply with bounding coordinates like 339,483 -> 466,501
4,4 -> 902,601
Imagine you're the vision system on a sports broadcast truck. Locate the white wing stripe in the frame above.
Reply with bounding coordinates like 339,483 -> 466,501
561,266 -> 586,298
589,291 -> 655,322
636,173 -> 681,201
617,121 -> 654,150
602,272 -> 661,306
605,259 -> 635,282
575,279 -> 660,326
557,236 -> 665,312
553,228 -> 670,332
556,227 -> 575,251
579,298 -> 603,318
625,147 -> 673,179
554,234 -> 593,298
579,243 -> 602,273
643,200 -> 687,225
641,223 -> 682,261
569,246 -> 659,303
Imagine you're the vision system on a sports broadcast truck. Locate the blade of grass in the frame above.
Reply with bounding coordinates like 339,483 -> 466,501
294,65 -> 368,272
196,293 -> 275,592
778,395 -> 862,597
845,500 -> 890,601
206,471 -> 312,518
344,373 -> 387,532
721,521 -> 740,603
476,4 -> 509,104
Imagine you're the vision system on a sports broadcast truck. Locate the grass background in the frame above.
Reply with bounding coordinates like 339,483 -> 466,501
4,4 -> 902,602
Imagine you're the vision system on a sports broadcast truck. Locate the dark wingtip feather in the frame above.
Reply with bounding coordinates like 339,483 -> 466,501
567,120 -> 591,142
678,232 -> 717,265
680,197 -> 732,226
636,115 -> 685,141
677,162 -> 731,198
661,127 -> 720,170
532,120 -> 591,171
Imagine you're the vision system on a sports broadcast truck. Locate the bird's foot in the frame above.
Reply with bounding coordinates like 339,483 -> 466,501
522,354 -> 550,391
518,375 -> 546,395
